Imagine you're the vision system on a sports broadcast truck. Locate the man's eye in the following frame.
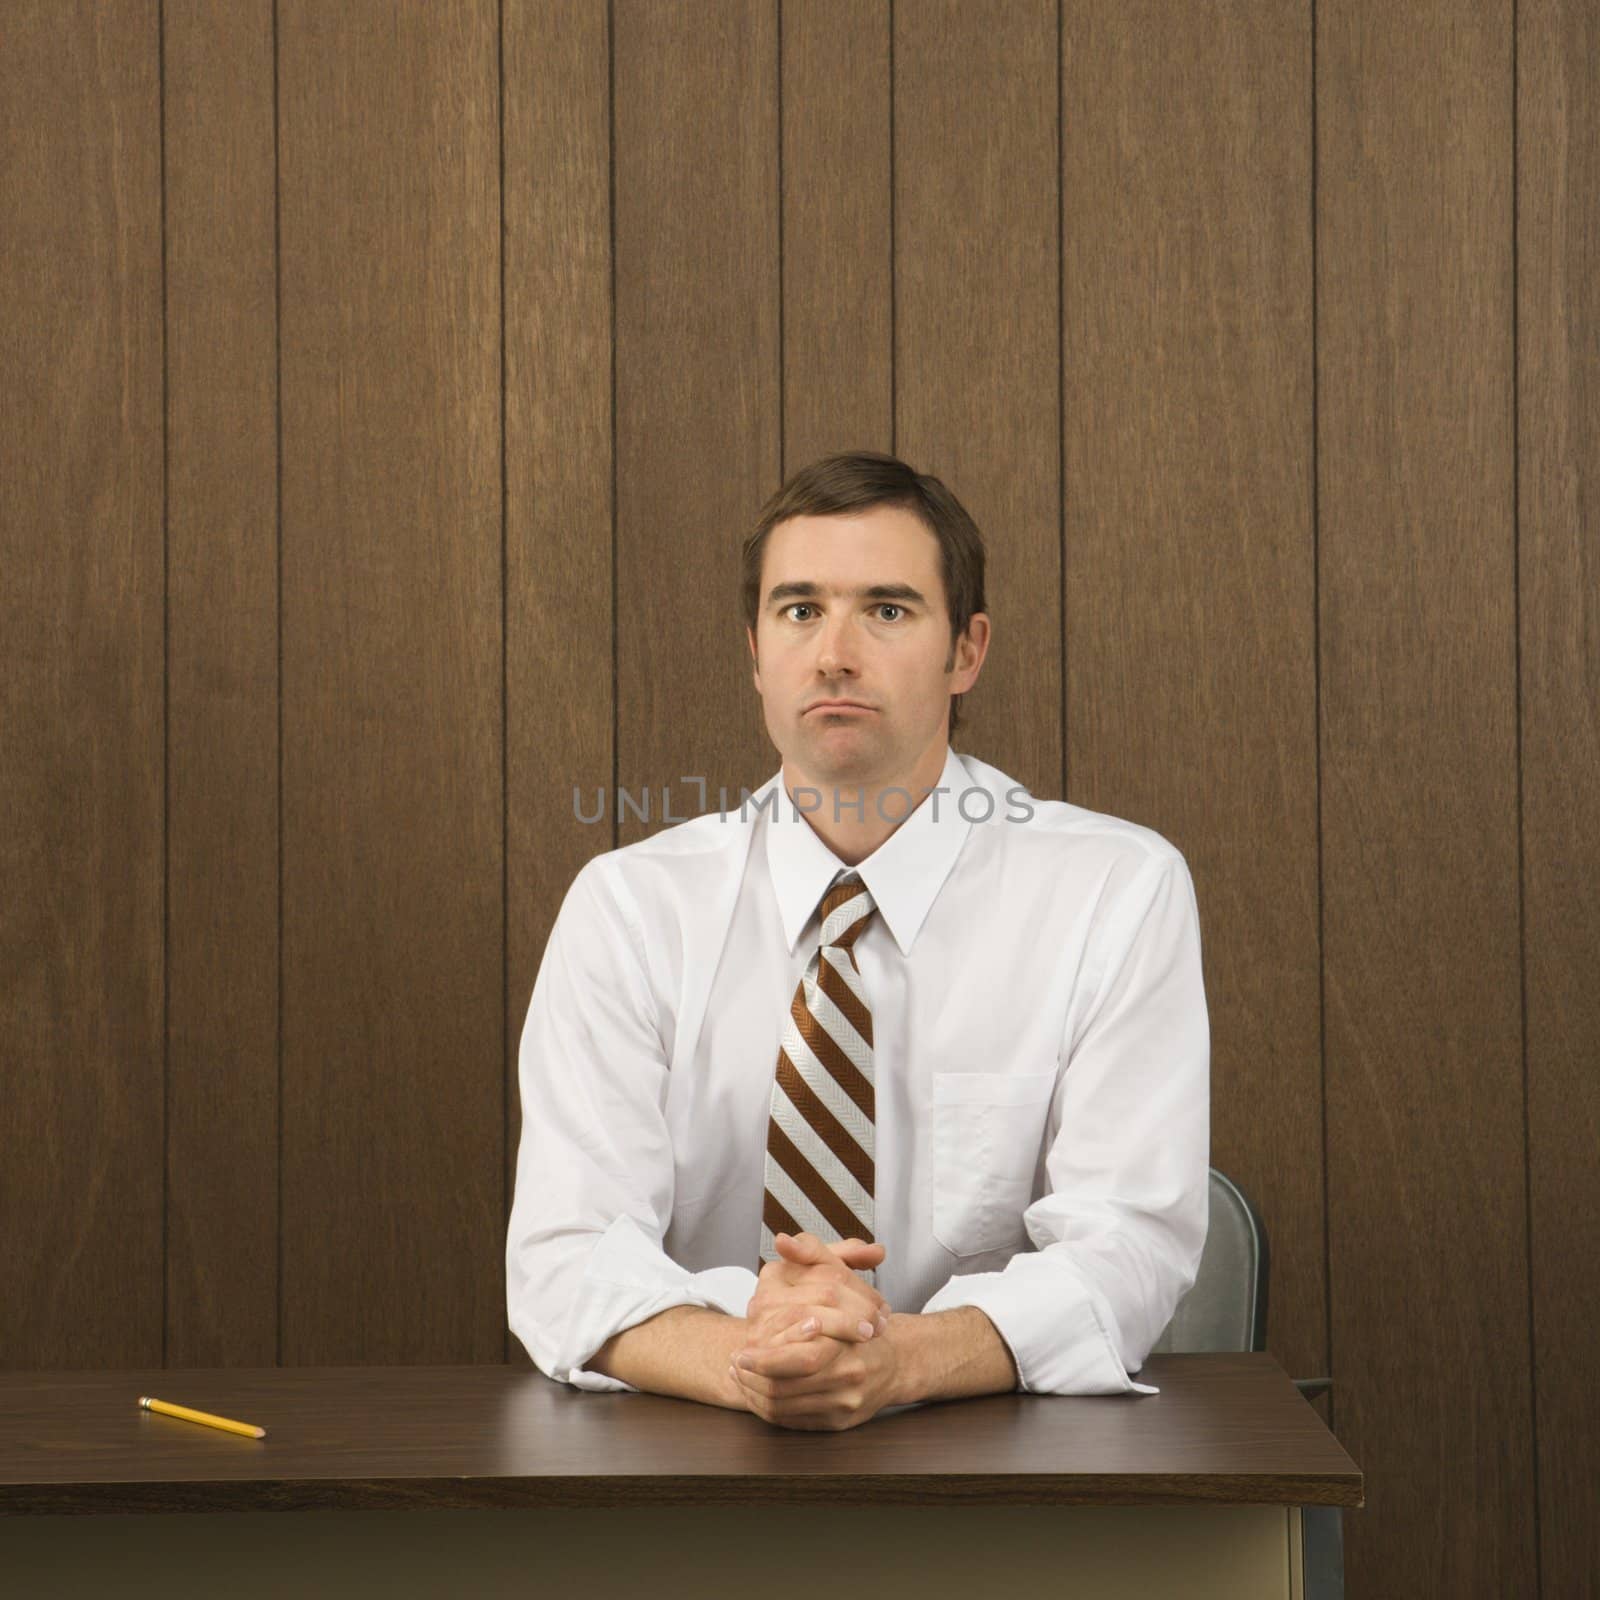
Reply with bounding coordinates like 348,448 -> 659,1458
783,602 -> 904,621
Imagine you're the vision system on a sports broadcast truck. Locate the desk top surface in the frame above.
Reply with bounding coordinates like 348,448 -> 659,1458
0,1352 -> 1362,1516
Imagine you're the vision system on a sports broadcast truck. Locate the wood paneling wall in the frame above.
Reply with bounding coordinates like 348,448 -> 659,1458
1319,5 -> 1533,1594
1521,5 -> 1600,1596
2,3 -> 1593,1595
164,0 -> 279,1369
2,0 -> 165,1368
1062,0 -> 1326,1477
275,1 -> 506,1364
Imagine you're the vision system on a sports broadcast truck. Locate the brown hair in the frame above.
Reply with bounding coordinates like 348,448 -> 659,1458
740,451 -> 987,735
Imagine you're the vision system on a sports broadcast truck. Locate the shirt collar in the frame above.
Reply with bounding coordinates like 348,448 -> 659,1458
761,745 -> 973,957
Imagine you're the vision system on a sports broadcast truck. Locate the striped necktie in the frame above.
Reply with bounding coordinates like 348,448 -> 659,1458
760,869 -> 878,1285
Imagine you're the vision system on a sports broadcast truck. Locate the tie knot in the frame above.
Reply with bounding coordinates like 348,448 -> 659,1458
819,871 -> 875,952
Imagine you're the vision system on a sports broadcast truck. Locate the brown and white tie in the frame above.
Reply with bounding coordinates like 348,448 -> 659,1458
760,869 -> 878,1286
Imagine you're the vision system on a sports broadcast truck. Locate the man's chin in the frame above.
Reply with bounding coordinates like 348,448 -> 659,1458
797,730 -> 884,778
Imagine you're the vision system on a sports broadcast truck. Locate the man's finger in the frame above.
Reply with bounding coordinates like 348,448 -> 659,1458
776,1230 -> 885,1267
830,1241 -> 887,1267
826,1234 -> 886,1260
773,1230 -> 826,1264
750,1305 -> 880,1348
736,1337 -> 851,1382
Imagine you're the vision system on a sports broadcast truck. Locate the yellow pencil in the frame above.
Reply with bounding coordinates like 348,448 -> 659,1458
138,1396 -> 266,1439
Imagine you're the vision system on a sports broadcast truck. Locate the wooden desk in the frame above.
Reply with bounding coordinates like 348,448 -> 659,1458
0,1352 -> 1361,1598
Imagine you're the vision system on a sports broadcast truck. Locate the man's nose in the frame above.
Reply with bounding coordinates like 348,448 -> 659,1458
816,622 -> 858,677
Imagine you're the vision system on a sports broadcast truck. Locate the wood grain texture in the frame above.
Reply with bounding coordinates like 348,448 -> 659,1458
163,0 -> 279,1368
1319,1 -> 1534,1595
613,0 -> 780,839
0,1354 -> 1360,1514
1519,1 -> 1600,1593
502,0 -> 615,1363
894,0 -> 1060,798
780,0 -> 894,467
0,0 -> 165,1368
1060,0 -> 1327,1431
276,0 -> 504,1364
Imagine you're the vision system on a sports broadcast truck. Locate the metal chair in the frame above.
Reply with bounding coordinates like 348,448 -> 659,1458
1147,1167 -> 1343,1599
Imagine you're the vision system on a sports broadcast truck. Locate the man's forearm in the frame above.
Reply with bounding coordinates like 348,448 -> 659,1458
585,1302 -> 1019,1411
585,1306 -> 747,1407
889,1306 -> 1020,1404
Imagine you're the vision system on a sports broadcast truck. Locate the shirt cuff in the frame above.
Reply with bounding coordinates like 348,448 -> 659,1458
921,1250 -> 1160,1397
562,1213 -> 760,1392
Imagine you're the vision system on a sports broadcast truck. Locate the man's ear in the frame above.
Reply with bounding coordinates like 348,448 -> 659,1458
952,613 -> 990,692
746,626 -> 760,685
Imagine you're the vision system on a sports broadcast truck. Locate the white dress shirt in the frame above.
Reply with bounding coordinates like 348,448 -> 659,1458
506,745 -> 1209,1397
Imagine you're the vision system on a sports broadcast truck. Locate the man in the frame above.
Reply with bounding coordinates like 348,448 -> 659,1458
506,450 -> 1209,1432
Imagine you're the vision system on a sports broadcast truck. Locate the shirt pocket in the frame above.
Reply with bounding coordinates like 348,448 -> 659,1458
931,1069 -> 1059,1257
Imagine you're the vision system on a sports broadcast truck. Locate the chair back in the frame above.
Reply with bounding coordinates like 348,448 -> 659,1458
1148,1167 -> 1268,1355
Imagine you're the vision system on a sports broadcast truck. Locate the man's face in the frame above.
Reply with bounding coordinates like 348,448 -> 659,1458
746,505 -> 984,784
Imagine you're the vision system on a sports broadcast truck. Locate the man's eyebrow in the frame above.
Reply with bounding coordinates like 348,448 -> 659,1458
765,581 -> 928,607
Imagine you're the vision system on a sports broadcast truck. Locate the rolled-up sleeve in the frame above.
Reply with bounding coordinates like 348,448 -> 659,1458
505,857 -> 758,1392
920,848 -> 1210,1396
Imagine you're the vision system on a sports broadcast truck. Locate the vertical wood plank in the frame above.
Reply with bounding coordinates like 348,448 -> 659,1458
163,0 -> 279,1367
502,0 -> 615,1362
0,0 -> 165,1368
1061,1 -> 1326,1416
1520,1 -> 1600,1592
781,0 -> 893,467
613,0 -> 780,837
277,0 -> 504,1363
1319,1 -> 1534,1592
895,0 -> 1059,796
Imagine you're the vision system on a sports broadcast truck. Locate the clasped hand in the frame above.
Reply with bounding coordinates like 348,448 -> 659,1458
727,1231 -> 900,1431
